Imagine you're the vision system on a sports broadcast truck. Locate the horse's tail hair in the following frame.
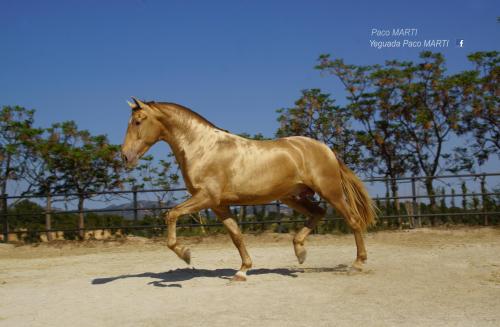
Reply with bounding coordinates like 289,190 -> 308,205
338,160 -> 377,230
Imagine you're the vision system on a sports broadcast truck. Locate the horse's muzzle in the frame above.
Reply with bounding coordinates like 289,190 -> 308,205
121,151 -> 137,169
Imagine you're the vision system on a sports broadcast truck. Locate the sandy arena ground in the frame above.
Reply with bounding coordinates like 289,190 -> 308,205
0,227 -> 499,327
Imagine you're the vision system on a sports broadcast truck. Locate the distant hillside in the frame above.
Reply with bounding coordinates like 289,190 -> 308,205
103,200 -> 175,220
9,198 -> 296,221
103,202 -> 294,220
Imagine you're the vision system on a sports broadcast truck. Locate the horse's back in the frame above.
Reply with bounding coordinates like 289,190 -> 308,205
214,135 -> 339,202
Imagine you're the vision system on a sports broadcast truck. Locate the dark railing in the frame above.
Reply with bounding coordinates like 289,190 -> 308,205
1,172 -> 499,242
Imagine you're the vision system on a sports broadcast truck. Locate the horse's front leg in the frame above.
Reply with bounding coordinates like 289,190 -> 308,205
212,206 -> 252,281
165,191 -> 213,264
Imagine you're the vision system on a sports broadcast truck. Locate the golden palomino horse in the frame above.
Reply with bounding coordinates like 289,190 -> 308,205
121,98 -> 376,281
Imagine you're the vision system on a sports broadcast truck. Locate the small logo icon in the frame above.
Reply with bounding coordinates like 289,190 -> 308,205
456,39 -> 464,48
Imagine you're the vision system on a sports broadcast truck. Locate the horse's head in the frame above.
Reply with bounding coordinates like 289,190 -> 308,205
121,97 -> 163,168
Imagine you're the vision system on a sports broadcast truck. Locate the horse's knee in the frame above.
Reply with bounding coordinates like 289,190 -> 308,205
293,237 -> 303,246
165,210 -> 179,224
167,239 -> 176,250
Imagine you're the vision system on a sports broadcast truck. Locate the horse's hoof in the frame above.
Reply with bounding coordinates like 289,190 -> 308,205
181,248 -> 191,265
295,247 -> 307,264
231,271 -> 247,282
351,260 -> 364,271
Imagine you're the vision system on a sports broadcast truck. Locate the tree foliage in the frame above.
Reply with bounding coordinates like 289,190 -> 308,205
461,51 -> 500,164
35,121 -> 123,237
0,106 -> 40,196
314,51 -> 499,209
44,121 -> 123,195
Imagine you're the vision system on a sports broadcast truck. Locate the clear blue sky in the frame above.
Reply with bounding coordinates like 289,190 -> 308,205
1,0 -> 499,168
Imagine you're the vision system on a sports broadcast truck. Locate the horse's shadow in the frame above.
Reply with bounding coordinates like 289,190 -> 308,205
91,264 -> 351,288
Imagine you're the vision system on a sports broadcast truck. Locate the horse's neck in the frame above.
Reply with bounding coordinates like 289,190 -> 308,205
158,110 -> 219,170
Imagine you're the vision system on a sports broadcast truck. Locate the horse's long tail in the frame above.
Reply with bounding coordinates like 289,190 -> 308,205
338,160 -> 377,230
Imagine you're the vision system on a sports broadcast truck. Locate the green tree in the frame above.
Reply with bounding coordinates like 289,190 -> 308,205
0,106 -> 41,239
8,199 -> 44,231
316,57 -> 412,211
22,127 -> 62,240
394,52 -> 468,208
0,106 -> 40,197
46,121 -> 123,238
317,52 -> 470,214
461,51 -> 499,164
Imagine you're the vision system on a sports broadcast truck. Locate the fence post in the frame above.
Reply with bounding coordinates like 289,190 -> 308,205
411,177 -> 420,228
472,192 -> 479,223
133,186 -> 139,222
276,201 -> 281,232
45,191 -> 53,241
260,204 -> 267,232
404,201 -> 414,229
480,174 -> 488,226
1,193 -> 8,243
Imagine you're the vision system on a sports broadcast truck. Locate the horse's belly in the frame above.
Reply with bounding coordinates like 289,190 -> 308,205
220,178 -> 310,205
217,146 -> 308,204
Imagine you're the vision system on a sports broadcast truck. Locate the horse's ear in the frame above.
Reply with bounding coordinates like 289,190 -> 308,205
131,97 -> 148,110
129,97 -> 158,115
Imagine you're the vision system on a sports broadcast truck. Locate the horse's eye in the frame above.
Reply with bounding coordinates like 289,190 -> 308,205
135,121 -> 141,126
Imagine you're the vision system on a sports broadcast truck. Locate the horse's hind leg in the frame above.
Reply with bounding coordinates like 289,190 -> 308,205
280,197 -> 326,264
212,206 -> 252,281
322,191 -> 367,270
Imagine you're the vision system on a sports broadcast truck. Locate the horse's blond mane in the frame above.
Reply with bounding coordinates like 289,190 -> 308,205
148,101 -> 229,133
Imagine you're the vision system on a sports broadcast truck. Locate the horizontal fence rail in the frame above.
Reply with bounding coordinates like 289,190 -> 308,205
1,172 -> 499,242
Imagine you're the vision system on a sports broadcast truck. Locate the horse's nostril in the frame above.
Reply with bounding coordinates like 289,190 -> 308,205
121,153 -> 128,163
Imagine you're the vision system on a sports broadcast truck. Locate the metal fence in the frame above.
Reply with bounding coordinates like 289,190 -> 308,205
2,172 -> 499,242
